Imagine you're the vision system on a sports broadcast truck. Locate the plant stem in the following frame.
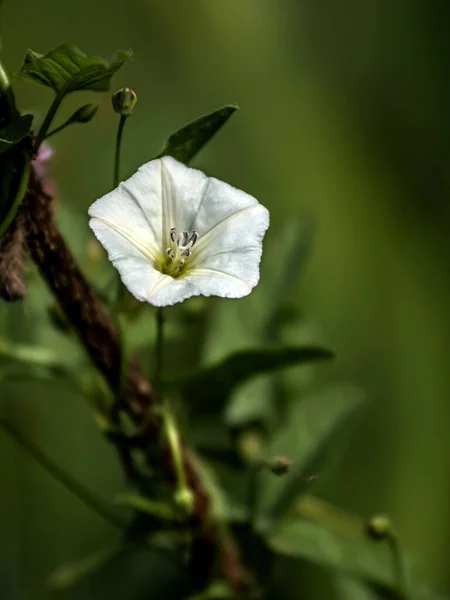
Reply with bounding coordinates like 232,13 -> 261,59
112,114 -> 129,312
0,420 -> 124,529
388,534 -> 411,600
36,93 -> 64,149
113,115 -> 127,188
45,121 -> 71,140
154,307 -> 164,396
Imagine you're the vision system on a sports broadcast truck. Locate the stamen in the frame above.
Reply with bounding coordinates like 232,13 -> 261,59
178,231 -> 189,247
165,226 -> 200,275
189,231 -> 198,247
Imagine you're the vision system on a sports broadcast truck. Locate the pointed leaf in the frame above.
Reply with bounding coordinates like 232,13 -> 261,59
0,114 -> 33,153
172,346 -> 334,415
262,219 -> 314,337
268,517 -> 399,590
257,383 -> 366,531
16,44 -> 132,95
156,104 -> 238,164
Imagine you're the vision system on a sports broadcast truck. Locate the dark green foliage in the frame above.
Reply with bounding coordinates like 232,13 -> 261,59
0,114 -> 32,153
156,105 -> 238,163
172,346 -> 334,415
257,384 -> 367,531
268,517 -> 398,589
16,44 -> 132,95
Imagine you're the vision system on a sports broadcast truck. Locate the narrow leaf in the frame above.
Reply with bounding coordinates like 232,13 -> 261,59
16,44 -> 132,95
49,545 -> 123,590
257,383 -> 366,531
172,346 -> 334,415
156,104 -> 238,164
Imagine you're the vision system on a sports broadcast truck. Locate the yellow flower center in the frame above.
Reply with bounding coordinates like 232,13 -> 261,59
160,227 -> 198,278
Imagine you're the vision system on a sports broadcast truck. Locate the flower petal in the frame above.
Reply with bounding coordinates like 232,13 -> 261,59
158,156 -> 209,234
88,159 -> 163,256
89,218 -> 171,303
191,177 -> 263,251
191,202 -> 269,293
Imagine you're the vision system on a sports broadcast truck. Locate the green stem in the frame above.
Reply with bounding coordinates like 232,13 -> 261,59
113,115 -> 127,188
36,93 -> 63,149
45,121 -> 71,140
112,114 -> 128,312
388,534 -> 411,600
0,159 -> 31,239
154,307 -> 165,395
0,420 -> 124,529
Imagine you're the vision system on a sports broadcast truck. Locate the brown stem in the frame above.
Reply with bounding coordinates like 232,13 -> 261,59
20,167 -> 249,596
0,210 -> 27,301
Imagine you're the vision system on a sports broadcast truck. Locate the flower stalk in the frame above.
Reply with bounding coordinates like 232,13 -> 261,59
35,92 -> 64,149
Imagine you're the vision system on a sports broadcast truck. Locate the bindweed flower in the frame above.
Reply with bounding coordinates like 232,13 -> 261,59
88,156 -> 269,306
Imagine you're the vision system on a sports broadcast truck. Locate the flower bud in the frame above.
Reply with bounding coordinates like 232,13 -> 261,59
174,487 -> 194,516
365,514 -> 392,541
112,88 -> 137,116
68,103 -> 98,125
268,456 -> 292,476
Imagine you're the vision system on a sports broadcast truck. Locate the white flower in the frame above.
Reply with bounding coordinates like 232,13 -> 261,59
88,156 -> 269,307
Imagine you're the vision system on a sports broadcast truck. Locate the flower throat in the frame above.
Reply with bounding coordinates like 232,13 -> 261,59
161,227 -> 198,277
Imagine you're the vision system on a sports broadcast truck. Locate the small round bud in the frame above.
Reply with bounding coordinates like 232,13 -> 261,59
112,87 -> 137,116
174,487 -> 194,516
269,456 -> 293,476
366,514 -> 392,541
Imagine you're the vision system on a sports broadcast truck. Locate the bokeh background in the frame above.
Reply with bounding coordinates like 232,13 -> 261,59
1,0 -> 450,598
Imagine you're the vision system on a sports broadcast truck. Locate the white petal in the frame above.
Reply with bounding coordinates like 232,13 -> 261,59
89,218 -> 171,303
191,177 -> 263,251
88,160 -> 163,256
190,202 -> 269,297
158,156 -> 209,234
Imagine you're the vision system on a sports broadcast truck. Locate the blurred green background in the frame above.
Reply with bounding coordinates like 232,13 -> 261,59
1,0 -> 450,598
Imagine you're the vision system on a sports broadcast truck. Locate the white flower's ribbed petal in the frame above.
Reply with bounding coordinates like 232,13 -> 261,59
159,156 -> 209,233
191,177 -> 262,252
88,159 -> 163,255
89,219 -> 171,303
190,203 -> 269,296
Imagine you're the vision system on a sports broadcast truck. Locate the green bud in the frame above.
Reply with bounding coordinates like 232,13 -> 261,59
268,456 -> 292,476
366,514 -> 392,541
174,487 -> 194,516
111,88 -> 137,116
68,104 -> 98,125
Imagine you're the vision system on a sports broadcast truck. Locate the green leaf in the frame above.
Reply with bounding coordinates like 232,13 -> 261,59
172,346 -> 334,416
16,44 -> 132,95
261,219 -> 314,338
257,383 -> 366,531
55,543 -> 191,599
156,104 -> 238,164
49,545 -> 123,590
267,517 -> 399,590
0,114 -> 33,153
0,336 -> 71,372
